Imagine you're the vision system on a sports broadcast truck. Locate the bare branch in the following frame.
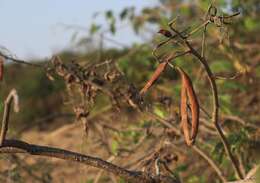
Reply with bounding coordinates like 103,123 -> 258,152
0,139 -> 179,183
0,52 -> 43,68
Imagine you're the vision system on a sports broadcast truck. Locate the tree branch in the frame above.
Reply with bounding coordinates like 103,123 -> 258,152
0,139 -> 178,183
0,52 -> 43,68
167,24 -> 244,179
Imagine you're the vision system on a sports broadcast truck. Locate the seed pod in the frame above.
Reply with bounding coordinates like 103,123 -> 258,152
158,29 -> 172,38
180,80 -> 194,146
0,57 -> 4,81
177,67 -> 199,146
140,61 -> 168,95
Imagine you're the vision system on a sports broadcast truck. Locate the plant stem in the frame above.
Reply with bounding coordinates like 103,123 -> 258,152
186,41 -> 244,179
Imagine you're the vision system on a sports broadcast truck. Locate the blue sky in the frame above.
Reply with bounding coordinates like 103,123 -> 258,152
0,0 -> 157,59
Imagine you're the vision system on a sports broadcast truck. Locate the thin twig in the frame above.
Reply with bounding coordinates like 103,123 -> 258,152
0,89 -> 19,145
0,52 -> 43,68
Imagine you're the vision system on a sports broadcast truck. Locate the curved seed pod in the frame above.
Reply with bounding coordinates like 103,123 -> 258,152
183,71 -> 199,140
180,80 -> 194,146
140,62 -> 168,95
0,58 -> 4,81
177,67 -> 199,145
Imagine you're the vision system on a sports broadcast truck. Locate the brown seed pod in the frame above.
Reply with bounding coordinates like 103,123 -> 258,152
180,80 -> 194,146
140,62 -> 168,95
177,67 -> 199,146
0,58 -> 4,81
158,29 -> 172,38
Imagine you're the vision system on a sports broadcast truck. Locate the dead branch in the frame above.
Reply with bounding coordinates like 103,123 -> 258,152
0,139 -> 179,183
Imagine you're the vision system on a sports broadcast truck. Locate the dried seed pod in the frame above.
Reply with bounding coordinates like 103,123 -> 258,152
158,29 -> 172,38
180,80 -> 194,146
0,59 -> 3,81
177,67 -> 199,146
140,62 -> 168,95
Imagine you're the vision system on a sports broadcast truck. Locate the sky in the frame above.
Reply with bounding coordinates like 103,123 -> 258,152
0,0 -> 157,59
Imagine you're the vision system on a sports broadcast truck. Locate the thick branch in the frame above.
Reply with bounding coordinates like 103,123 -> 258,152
0,139 -> 178,183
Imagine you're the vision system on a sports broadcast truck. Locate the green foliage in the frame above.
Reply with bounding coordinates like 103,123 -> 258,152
219,94 -> 233,114
105,10 -> 116,34
244,17 -> 260,31
90,23 -> 101,35
0,100 -> 3,113
85,179 -> 94,183
212,141 -> 225,164
118,178 -> 127,183
188,175 -> 206,183
228,128 -> 250,153
210,60 -> 233,73
111,140 -> 119,155
153,106 -> 167,118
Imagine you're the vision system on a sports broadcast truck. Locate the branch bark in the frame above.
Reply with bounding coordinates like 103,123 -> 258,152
0,139 -> 178,183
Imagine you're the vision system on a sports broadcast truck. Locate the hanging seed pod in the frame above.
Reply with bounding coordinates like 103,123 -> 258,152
140,61 -> 168,95
180,80 -> 194,146
158,29 -> 172,38
177,67 -> 199,146
0,57 -> 4,81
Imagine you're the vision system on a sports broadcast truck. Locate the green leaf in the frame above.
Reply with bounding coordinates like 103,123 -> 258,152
105,10 -> 114,20
210,60 -> 233,73
111,140 -> 119,155
154,106 -> 166,118
110,22 -> 116,34
219,94 -> 232,114
120,8 -> 128,20
0,101 -> 3,113
85,179 -> 94,183
221,80 -> 246,91
228,128 -> 249,153
90,23 -> 101,35
118,178 -> 126,183
175,164 -> 188,172
255,66 -> 260,78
